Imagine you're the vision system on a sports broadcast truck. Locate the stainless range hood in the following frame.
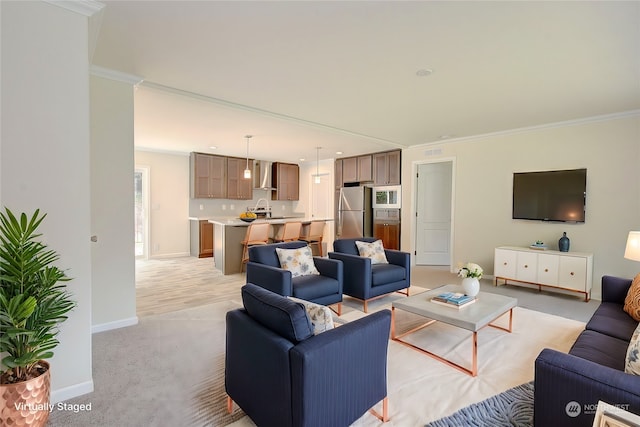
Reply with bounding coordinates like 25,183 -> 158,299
253,160 -> 276,190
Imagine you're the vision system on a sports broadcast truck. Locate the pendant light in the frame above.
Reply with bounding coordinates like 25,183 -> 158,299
244,135 -> 252,179
314,146 -> 322,184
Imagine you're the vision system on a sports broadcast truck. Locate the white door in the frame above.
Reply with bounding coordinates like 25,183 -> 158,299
415,161 -> 453,265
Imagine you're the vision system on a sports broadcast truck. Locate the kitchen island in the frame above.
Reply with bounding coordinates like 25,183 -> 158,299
206,217 -> 332,275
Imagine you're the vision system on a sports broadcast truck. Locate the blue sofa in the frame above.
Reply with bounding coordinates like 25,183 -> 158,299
225,283 -> 391,427
534,275 -> 640,426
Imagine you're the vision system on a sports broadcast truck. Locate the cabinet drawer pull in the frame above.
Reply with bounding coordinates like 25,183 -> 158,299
570,272 -> 575,276
544,268 -> 549,272
503,262 -> 508,266
524,265 -> 528,268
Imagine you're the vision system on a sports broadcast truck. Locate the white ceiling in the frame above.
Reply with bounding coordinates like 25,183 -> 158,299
92,1 -> 640,163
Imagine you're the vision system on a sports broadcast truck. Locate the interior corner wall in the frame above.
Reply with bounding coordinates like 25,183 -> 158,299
0,1 -> 93,400
401,114 -> 640,300
90,75 -> 137,332
134,150 -> 190,258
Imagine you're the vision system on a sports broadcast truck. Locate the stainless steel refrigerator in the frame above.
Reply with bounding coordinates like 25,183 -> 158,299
337,186 -> 372,238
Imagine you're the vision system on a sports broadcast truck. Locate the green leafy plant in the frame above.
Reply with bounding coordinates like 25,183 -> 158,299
0,208 -> 75,384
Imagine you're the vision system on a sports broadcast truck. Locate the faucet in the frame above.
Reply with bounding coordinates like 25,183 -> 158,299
254,198 -> 270,211
253,198 -> 271,218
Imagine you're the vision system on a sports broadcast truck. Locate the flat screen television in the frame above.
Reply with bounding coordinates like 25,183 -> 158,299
512,168 -> 586,223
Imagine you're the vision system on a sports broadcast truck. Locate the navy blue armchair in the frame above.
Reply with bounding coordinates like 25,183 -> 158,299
247,241 -> 343,314
329,238 -> 410,312
226,284 -> 391,427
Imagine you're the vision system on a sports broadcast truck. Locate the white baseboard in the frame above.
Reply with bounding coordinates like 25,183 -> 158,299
51,380 -> 94,404
150,251 -> 190,259
92,316 -> 139,334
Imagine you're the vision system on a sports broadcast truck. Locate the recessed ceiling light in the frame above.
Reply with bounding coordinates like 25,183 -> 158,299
299,158 -> 306,162
209,146 -> 217,150
416,68 -> 434,77
336,151 -> 343,155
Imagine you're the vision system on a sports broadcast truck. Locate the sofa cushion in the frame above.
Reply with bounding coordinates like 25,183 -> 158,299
249,241 -> 306,267
355,239 -> 389,265
626,323 -> 640,375
569,330 -> 629,371
624,273 -> 640,321
332,237 -> 378,256
288,296 -> 334,335
276,246 -> 320,277
242,283 -> 313,343
371,263 -> 406,286
586,301 -> 639,342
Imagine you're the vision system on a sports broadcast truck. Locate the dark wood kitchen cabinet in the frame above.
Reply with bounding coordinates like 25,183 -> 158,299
342,155 -> 372,184
226,157 -> 253,200
373,150 -> 401,185
191,152 -> 226,198
272,162 -> 299,201
190,219 -> 214,258
373,208 -> 400,250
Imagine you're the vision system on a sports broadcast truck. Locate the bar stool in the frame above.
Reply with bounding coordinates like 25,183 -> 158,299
274,221 -> 303,243
299,220 -> 326,256
240,222 -> 270,272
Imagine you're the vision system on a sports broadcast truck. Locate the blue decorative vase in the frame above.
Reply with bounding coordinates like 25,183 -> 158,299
559,232 -> 570,252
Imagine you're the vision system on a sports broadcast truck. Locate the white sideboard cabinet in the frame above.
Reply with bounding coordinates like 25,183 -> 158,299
494,246 -> 593,301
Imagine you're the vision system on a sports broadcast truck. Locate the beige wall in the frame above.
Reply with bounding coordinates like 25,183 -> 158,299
135,150 -> 190,257
401,114 -> 640,299
90,75 -> 137,332
1,1 -> 93,401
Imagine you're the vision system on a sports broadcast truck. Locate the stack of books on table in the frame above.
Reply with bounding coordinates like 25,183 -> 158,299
431,292 -> 476,309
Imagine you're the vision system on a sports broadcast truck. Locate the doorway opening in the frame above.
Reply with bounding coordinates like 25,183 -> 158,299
134,167 -> 149,259
414,160 -> 454,266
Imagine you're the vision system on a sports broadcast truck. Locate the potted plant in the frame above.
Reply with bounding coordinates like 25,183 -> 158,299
0,208 -> 75,426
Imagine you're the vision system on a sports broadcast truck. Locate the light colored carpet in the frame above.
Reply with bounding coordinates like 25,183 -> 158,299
48,285 -> 584,427
227,294 -> 584,427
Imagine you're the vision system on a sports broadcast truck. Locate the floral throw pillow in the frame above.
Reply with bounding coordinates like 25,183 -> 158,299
355,239 -> 388,265
624,273 -> 640,321
288,296 -> 334,335
626,322 -> 640,375
275,246 -> 320,278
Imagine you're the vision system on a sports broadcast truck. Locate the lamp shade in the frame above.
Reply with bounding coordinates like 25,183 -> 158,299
624,231 -> 640,262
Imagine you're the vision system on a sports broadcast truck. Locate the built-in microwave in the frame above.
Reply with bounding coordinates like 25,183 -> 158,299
372,185 -> 402,209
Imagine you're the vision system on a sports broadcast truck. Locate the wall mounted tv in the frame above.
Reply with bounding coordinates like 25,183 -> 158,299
512,168 -> 587,223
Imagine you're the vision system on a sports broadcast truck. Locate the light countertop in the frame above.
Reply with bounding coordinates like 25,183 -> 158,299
204,216 -> 333,226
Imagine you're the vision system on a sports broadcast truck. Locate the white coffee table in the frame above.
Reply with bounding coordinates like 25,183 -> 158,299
391,284 -> 517,376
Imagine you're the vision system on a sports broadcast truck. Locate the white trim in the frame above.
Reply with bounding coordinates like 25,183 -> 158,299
51,380 -> 94,404
91,316 -> 139,334
417,109 -> 640,148
44,0 -> 105,17
150,252 -> 191,259
90,65 -> 144,86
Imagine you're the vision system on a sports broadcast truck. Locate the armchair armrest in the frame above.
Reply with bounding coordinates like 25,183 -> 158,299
534,348 -> 640,427
313,256 -> 342,281
385,249 -> 410,268
328,252 -> 372,296
602,275 -> 633,304
246,262 -> 294,296
290,310 -> 391,427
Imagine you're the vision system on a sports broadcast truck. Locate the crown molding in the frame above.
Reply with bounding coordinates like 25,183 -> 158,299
90,66 -> 144,86
417,109 -> 640,148
44,0 -> 105,17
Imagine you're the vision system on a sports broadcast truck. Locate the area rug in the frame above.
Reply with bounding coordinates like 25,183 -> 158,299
425,382 -> 534,427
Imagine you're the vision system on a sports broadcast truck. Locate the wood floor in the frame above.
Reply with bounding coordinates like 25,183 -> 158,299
136,257 -> 245,317
136,257 -> 598,322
